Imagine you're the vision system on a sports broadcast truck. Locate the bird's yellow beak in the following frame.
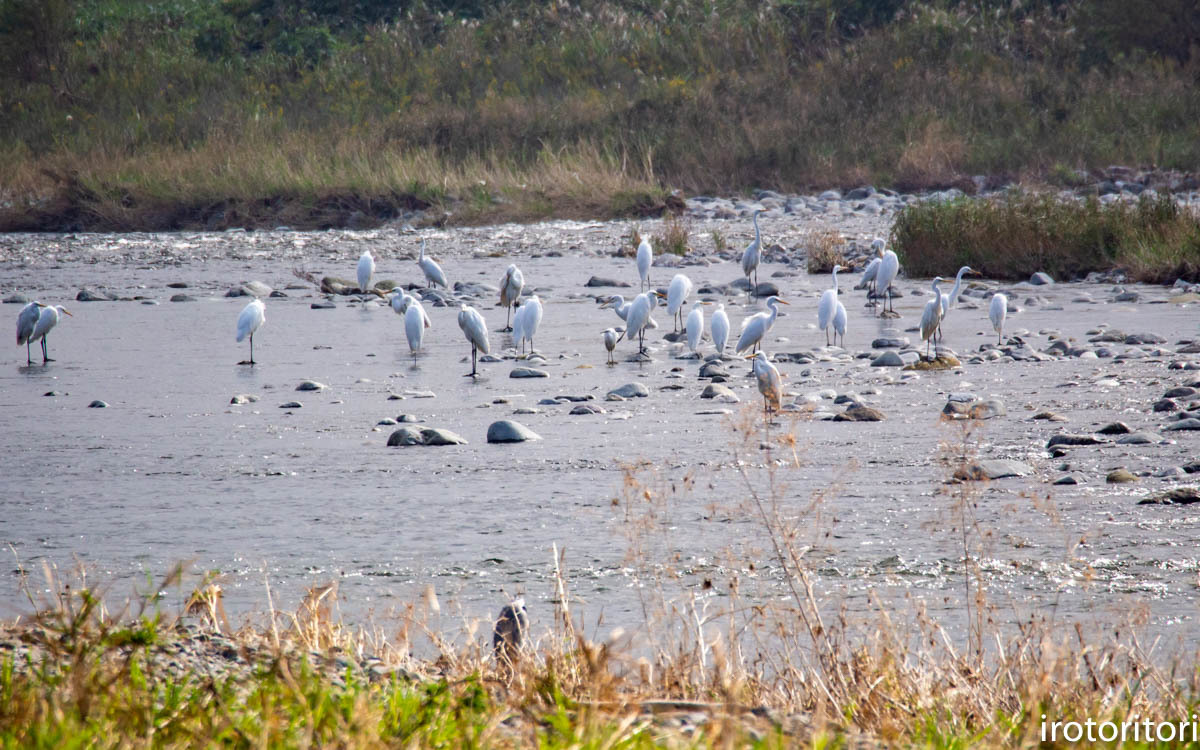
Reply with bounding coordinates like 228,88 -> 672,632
744,353 -> 756,359
61,309 -> 73,317
776,299 -> 790,305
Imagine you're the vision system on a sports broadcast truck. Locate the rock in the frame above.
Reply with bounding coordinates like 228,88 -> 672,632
1029,272 -> 1055,285
1046,434 -> 1104,448
397,414 -> 421,423
230,394 -> 259,404
296,380 -> 327,391
486,420 -> 541,443
832,405 -> 885,421
279,401 -> 303,409
4,293 -> 30,304
903,354 -> 961,370
1032,411 -> 1069,422
1106,469 -> 1138,483
958,459 -> 1034,480
311,301 -> 336,309
1185,462 -> 1200,474
1097,422 -> 1132,435
1164,418 -> 1200,431
320,277 -> 356,295
871,351 -> 905,367
699,362 -> 729,378
585,276 -> 631,288
88,400 -> 108,408
420,428 -> 468,446
569,404 -> 606,415
608,383 -> 649,399
241,280 -> 273,297
871,337 -> 909,349
1114,291 -> 1140,303
701,383 -> 738,400
76,288 -> 113,302
552,395 -> 594,403
510,367 -> 549,378
1126,333 -> 1166,345
166,282 -> 188,289
969,399 -> 1006,420
1164,386 -> 1199,399
1116,432 -> 1157,445
387,426 -> 425,446
1153,399 -> 1179,412
1053,475 -> 1078,485
753,282 -> 781,297
1138,488 -> 1200,505
170,294 -> 196,302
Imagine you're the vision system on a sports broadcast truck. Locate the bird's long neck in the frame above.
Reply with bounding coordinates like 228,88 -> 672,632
950,269 -> 967,298
767,299 -> 779,324
752,212 -> 761,244
831,267 -> 839,292
419,240 -> 426,261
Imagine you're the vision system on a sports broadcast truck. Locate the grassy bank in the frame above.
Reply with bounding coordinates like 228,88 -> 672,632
1,0 -> 1199,231
893,192 -> 1200,283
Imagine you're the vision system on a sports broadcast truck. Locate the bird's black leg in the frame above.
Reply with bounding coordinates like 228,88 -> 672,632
249,334 -> 256,365
26,341 -> 32,365
41,337 -> 49,363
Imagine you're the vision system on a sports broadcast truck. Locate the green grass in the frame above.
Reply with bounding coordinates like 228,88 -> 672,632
893,192 -> 1200,282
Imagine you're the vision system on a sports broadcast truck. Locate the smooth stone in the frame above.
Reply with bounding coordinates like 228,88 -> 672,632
230,394 -> 259,404
242,281 -> 272,297
701,383 -> 737,400
537,398 -> 559,406
1164,418 -> 1200,431
1032,411 -> 1069,422
510,367 -> 549,378
1153,399 -> 1179,412
311,301 -> 336,309
1114,291 -> 1140,302
1138,488 -> 1200,505
279,401 -> 303,409
569,404 -> 606,415
486,420 -> 541,443
513,408 -> 540,415
832,405 -> 885,422
1106,469 -> 1138,484
397,414 -> 421,423
585,276 -> 631,288
43,391 -> 63,396
871,351 -> 905,367
4,293 -> 30,303
421,428 -> 468,446
1164,386 -> 1199,399
377,418 -> 397,426
76,288 -> 113,302
1184,462 -> 1200,474
1029,272 -> 1055,285
969,399 -> 1006,420
871,337 -> 909,349
960,459 -> 1034,480
386,426 -> 424,446
753,281 -> 781,297
699,362 -> 729,378
87,400 -> 108,408
296,380 -> 327,391
1126,333 -> 1166,345
553,394 -> 594,403
1097,421 -> 1132,435
1046,434 -> 1104,448
1053,475 -> 1079,485
1116,432 -> 1157,445
608,383 -> 649,399
166,282 -> 188,289
170,294 -> 196,302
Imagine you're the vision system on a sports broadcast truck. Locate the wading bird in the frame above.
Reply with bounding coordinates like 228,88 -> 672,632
833,300 -> 847,348
666,273 -> 693,332
357,250 -> 375,294
748,351 -> 782,414
741,209 -> 764,296
686,301 -> 707,355
601,294 -> 657,330
517,294 -> 543,352
735,296 -> 788,355
389,291 -> 427,360
457,304 -> 489,377
391,289 -> 431,329
857,255 -> 881,305
937,265 -> 977,341
603,327 -> 618,364
498,264 -> 524,331
817,264 -> 843,346
636,234 -> 653,291
236,298 -> 265,365
876,242 -> 900,317
990,293 -> 1008,345
710,303 -> 730,357
16,301 -> 42,364
417,239 -> 448,289
919,277 -> 945,360
622,290 -> 662,355
21,303 -> 72,364
493,597 -> 527,670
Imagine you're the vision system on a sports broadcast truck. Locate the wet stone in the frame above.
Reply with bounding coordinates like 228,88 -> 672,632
1153,399 -> 1179,412
230,394 -> 259,404
1164,386 -> 1199,399
608,383 -> 649,399
1097,422 -> 1132,435
871,337 -> 909,349
311,301 -> 336,309
699,362 -> 730,379
1106,469 -> 1138,484
969,399 -> 1006,420
871,351 -> 905,367
585,276 -> 631,288
76,288 -> 114,302
88,400 -> 108,408
420,428 -> 468,446
569,404 -> 606,415
701,383 -> 738,400
386,426 -> 424,446
1126,333 -> 1166,345
510,367 -> 549,378
486,420 -> 541,443
296,380 -> 327,391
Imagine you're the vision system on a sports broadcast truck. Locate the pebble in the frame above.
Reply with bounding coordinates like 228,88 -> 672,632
585,276 -> 631,288
230,394 -> 258,404
1106,469 -> 1138,483
1164,386 -> 1199,399
510,367 -> 549,378
832,405 -> 885,422
1029,272 -> 1055,285
699,362 -> 729,378
1046,434 -> 1104,448
1116,432 -> 1157,445
4,293 -> 30,304
279,401 -> 303,409
1053,475 -> 1079,485
296,380 -> 327,391
608,383 -> 649,399
871,351 -> 905,367
569,404 -> 606,415
76,288 -> 114,302
701,383 -> 738,401
386,426 -> 424,446
1032,411 -> 1069,422
486,420 -> 541,443
1153,399 -> 1179,412
1164,418 -> 1200,431
88,400 -> 108,408
871,337 -> 909,349
1097,422 -> 1131,435
170,294 -> 196,302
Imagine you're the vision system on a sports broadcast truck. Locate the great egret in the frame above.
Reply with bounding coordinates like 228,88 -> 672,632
391,289 -> 431,329
357,250 -> 375,293
417,239 -> 448,289
666,273 -> 693,332
603,327 -> 619,364
711,303 -> 730,357
742,209 -> 764,296
22,303 -> 72,364
457,304 -> 490,377
601,294 -> 657,330
876,243 -> 900,317
499,264 -> 524,331
623,290 -> 662,355
685,302 -> 707,355
857,256 -> 881,302
817,264 -> 843,346
493,597 -> 527,669
236,298 -> 265,365
735,296 -> 788,354
16,301 -> 43,364
990,293 -> 1008,345
396,294 -> 426,359
919,277 -> 945,360
937,265 -> 976,342
747,351 -> 782,414
833,300 -> 847,348
518,294 -> 543,352
511,301 -> 528,353
636,235 -> 653,291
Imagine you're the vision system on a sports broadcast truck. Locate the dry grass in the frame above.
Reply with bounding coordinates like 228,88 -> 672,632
804,228 -> 848,273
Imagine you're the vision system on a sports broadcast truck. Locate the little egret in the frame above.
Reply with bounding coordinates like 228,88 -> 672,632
735,296 -> 788,354
747,351 -> 782,414
833,300 -> 847,348
919,277 -> 945,360
511,301 -> 528,354
417,239 -> 448,289
499,264 -> 524,331
357,250 -> 375,293
857,256 -> 881,303
603,327 -> 619,364
636,235 -> 653,290
457,304 -> 489,377
741,209 -> 764,296
402,295 -> 427,359
817,264 -> 843,346
601,294 -> 657,330
937,266 -> 977,341
236,298 -> 265,365
990,293 -> 1008,345
666,273 -> 694,332
390,290 -> 431,329
711,303 -> 730,356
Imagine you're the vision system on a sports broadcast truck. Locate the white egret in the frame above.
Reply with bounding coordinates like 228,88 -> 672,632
919,277 -> 945,360
666,273 -> 693,331
16,301 -> 43,364
710,303 -> 730,357
876,242 -> 900,316
391,289 -> 431,329
937,265 -> 977,342
817,264 -> 843,346
236,298 -> 265,365
511,301 -> 527,353
747,351 -> 782,414
741,209 -> 764,296
636,235 -> 653,290
685,302 -> 708,355
457,304 -> 490,377
518,294 -> 543,352
833,300 -> 847,348
857,256 -> 881,301
601,294 -> 657,330
357,250 -> 375,293
623,290 -> 662,355
499,264 -> 524,331
400,295 -> 427,359
603,327 -> 619,365
735,296 -> 788,355
990,293 -> 1008,345
417,239 -> 448,289
23,303 -> 72,364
